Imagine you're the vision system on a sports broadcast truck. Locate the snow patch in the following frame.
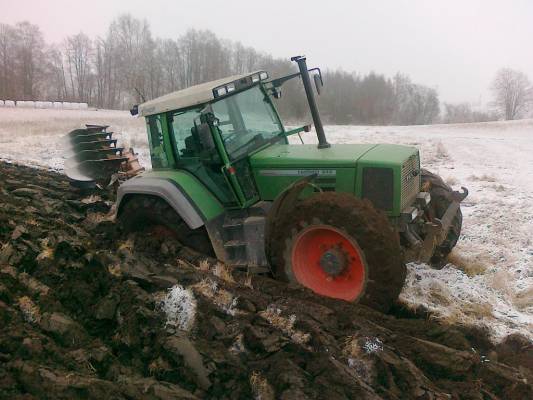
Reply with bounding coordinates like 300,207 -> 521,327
159,284 -> 197,332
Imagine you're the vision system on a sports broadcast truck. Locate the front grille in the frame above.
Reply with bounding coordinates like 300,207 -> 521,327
362,167 -> 394,210
400,155 -> 420,211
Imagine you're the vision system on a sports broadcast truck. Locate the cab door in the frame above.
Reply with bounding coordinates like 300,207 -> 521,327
167,108 -> 239,207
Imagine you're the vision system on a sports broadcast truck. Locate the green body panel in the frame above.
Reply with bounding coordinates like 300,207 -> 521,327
250,143 -> 419,216
250,143 -> 377,168
356,144 -> 420,216
139,169 -> 225,221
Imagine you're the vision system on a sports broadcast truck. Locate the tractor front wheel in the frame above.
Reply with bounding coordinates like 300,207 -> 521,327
117,195 -> 214,256
269,192 -> 406,312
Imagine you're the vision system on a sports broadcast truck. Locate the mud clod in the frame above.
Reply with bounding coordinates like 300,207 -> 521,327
0,161 -> 532,399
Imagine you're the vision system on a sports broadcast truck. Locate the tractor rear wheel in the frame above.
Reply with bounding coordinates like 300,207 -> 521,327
268,192 -> 406,312
421,169 -> 463,268
118,195 -> 214,256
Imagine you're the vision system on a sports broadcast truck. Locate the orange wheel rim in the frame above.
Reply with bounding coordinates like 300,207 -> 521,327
291,225 -> 367,301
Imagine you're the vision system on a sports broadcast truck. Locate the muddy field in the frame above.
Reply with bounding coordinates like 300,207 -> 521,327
0,160 -> 532,399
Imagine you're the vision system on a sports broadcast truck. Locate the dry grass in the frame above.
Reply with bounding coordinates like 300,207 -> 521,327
490,270 -> 514,296
198,259 -> 210,272
513,287 -> 533,311
107,263 -> 122,277
18,296 -> 41,323
447,251 -> 488,277
242,273 -> 254,290
229,333 -> 246,354
84,211 -> 114,225
36,246 -> 54,262
249,371 -> 275,400
469,174 -> 497,182
258,305 -> 311,346
492,184 -> 506,192
214,262 -> 235,283
342,335 -> 362,358
192,278 -> 240,316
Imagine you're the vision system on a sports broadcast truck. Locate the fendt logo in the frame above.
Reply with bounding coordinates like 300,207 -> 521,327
259,169 -> 337,177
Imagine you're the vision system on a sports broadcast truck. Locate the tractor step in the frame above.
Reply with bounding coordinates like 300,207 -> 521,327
224,240 -> 247,248
222,218 -> 244,228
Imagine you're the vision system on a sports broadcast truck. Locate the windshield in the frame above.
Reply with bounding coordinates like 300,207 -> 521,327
212,85 -> 283,160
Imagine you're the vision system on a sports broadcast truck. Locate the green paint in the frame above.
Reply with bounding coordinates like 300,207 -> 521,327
137,79 -> 422,222
139,169 -> 225,221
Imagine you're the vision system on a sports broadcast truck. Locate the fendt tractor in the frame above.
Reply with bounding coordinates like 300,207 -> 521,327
66,56 -> 468,311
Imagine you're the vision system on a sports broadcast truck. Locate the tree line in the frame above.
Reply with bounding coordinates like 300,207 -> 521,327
1,15 -> 531,124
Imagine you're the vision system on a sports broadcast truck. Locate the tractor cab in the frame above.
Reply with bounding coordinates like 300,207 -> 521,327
136,69 -> 299,208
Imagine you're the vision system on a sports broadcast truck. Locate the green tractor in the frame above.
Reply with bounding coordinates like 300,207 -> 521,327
117,55 -> 467,311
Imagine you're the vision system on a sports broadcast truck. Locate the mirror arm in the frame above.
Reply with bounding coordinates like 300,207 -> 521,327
266,68 -> 322,89
284,125 -> 311,137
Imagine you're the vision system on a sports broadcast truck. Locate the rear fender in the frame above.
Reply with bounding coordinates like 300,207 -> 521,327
116,171 -> 224,229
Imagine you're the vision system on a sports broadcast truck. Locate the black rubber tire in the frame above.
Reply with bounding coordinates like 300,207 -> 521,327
118,195 -> 214,256
268,192 -> 406,312
421,169 -> 463,268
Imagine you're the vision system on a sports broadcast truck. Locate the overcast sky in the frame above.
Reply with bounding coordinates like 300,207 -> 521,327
2,0 -> 532,105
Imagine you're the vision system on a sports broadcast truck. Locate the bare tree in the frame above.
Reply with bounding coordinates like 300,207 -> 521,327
0,24 -> 19,99
491,68 -> 532,120
65,33 -> 93,102
15,22 -> 45,100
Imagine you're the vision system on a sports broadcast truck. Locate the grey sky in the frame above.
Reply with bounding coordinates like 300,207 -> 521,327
2,0 -> 532,105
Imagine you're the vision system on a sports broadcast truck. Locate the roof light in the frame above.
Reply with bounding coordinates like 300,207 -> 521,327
214,86 -> 227,97
212,71 -> 269,98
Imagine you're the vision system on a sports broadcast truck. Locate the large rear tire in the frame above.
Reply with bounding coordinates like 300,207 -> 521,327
118,195 -> 214,256
268,192 -> 406,312
421,169 -> 463,268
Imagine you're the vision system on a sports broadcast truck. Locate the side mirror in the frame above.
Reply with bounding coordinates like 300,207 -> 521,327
314,74 -> 323,95
273,87 -> 282,99
196,123 -> 215,150
130,105 -> 139,116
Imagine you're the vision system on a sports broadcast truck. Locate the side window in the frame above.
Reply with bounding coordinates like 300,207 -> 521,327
147,115 -> 169,168
170,109 -> 201,158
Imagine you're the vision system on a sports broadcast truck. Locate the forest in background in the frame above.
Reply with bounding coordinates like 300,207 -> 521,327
0,15 -> 505,125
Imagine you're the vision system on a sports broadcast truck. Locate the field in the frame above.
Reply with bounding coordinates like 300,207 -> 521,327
1,107 -> 532,398
1,107 -> 531,341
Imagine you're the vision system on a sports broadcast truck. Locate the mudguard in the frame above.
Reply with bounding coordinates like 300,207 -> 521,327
116,170 -> 225,229
264,174 -> 317,264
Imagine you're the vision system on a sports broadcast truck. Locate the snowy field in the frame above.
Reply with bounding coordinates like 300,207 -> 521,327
1,107 -> 532,342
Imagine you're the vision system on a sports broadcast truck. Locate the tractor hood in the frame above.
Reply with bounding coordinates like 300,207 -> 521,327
250,143 -> 378,168
249,143 -> 420,208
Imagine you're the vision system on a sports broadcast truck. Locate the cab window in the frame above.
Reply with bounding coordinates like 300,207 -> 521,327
146,115 -> 169,168
169,108 -> 202,158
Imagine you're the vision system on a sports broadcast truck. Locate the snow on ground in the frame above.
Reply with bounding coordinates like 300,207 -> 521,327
1,107 -> 532,341
0,108 -> 149,170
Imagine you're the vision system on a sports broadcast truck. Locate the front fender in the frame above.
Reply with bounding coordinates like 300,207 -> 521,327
116,170 -> 225,229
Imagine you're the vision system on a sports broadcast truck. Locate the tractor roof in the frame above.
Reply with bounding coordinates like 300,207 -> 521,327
138,71 -> 265,117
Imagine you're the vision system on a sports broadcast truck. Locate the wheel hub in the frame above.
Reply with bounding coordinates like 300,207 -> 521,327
290,224 -> 367,302
319,247 -> 348,277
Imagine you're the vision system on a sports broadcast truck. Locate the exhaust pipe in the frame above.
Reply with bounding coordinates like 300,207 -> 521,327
291,55 -> 330,149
